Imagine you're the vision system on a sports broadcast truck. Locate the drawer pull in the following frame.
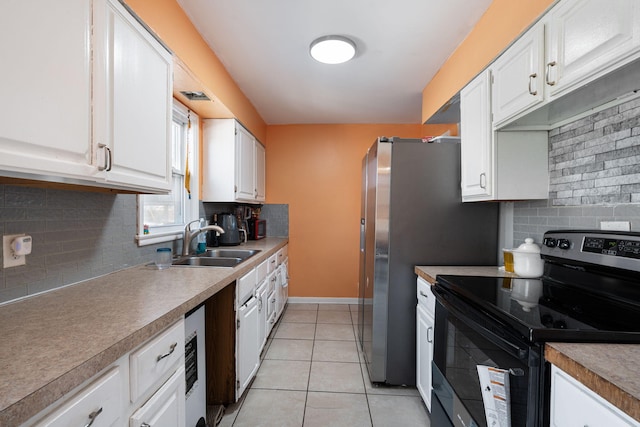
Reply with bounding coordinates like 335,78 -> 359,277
141,423 -> 151,427
156,342 -> 178,362
427,326 -> 433,343
83,407 -> 103,427
419,291 -> 429,299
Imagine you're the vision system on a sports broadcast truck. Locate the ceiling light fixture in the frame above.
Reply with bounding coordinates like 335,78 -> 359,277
309,35 -> 356,64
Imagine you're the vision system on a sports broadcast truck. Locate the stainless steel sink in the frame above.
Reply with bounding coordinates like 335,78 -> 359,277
200,249 -> 261,259
172,256 -> 242,267
171,249 -> 261,267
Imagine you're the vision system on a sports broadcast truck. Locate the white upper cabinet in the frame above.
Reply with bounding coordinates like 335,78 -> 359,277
93,0 -> 173,192
491,24 -> 545,127
236,125 -> 257,200
545,0 -> 640,99
461,70 -> 549,202
460,70 -> 493,200
0,0 -> 172,193
493,0 -> 640,129
0,0 -> 95,181
202,119 -> 266,203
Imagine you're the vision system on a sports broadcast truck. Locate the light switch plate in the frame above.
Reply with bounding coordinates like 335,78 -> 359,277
3,234 -> 26,268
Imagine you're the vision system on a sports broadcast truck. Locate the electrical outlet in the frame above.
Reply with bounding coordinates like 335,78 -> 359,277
3,234 -> 26,268
600,221 -> 631,232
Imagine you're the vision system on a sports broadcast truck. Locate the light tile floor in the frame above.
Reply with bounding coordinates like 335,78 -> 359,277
218,303 -> 431,427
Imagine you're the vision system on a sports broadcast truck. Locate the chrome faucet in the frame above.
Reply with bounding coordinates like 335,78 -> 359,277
182,219 -> 225,256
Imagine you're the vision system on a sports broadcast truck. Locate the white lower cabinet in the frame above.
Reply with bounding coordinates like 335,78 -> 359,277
550,365 -> 637,426
33,366 -> 124,427
257,280 -> 269,353
237,296 -> 260,399
416,277 -> 435,412
129,366 -> 185,427
26,318 -> 185,427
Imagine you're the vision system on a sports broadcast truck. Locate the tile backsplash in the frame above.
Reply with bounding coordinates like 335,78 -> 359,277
512,97 -> 640,246
0,186 -> 160,304
0,186 -> 290,305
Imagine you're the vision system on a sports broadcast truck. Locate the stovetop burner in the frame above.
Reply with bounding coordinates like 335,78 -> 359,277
434,230 -> 640,344
435,275 -> 640,343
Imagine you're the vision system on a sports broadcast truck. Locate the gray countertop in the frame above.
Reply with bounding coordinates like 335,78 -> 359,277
415,265 -> 640,423
0,237 -> 288,426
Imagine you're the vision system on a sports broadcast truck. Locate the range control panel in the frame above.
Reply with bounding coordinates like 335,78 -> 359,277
582,236 -> 640,259
541,230 -> 640,272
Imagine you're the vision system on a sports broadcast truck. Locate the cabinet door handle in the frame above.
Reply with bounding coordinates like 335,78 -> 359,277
156,342 -> 177,362
419,290 -> 429,299
141,423 -> 151,427
97,144 -> 112,171
528,73 -> 537,95
83,407 -> 103,427
545,61 -> 557,86
427,326 -> 433,343
479,173 -> 487,189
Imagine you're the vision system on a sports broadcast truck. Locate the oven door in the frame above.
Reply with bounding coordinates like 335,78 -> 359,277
432,285 -> 545,427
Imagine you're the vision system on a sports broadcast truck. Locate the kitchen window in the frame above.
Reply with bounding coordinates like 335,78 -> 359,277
136,100 -> 199,245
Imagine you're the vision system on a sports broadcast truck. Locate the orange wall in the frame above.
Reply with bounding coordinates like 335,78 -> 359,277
126,0 -> 553,299
265,124 -> 456,298
125,0 -> 268,142
421,0 -> 556,122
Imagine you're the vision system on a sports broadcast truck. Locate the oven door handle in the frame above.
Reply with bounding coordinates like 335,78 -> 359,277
434,287 -> 529,360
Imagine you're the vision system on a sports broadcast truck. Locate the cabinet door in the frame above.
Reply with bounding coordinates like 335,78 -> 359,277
129,366 -> 185,427
257,281 -> 268,353
235,125 -> 256,201
550,365 -> 637,426
416,304 -> 434,412
460,70 -> 493,201
237,296 -> 260,399
546,0 -> 640,99
94,0 -> 172,192
492,24 -> 545,127
255,142 -> 266,202
0,0 -> 95,180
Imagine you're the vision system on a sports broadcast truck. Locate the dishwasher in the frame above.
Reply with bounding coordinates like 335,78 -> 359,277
185,305 -> 207,427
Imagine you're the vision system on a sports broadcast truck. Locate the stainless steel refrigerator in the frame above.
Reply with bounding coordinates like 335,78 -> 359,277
358,137 -> 498,386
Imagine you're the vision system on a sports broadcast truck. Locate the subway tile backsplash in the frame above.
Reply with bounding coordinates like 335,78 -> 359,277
0,186 -> 160,304
513,97 -> 640,246
0,188 -> 290,305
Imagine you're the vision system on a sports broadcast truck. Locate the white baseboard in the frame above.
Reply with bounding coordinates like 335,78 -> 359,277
287,297 -> 359,305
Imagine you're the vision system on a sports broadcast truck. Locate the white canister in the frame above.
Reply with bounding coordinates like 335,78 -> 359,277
511,238 -> 544,278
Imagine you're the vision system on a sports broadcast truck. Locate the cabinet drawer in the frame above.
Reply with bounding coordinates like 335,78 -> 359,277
267,254 -> 277,273
130,365 -> 185,427
551,365 -> 637,426
277,245 -> 288,265
417,277 -> 436,317
130,318 -> 185,402
35,366 -> 123,427
256,259 -> 268,284
237,268 -> 257,305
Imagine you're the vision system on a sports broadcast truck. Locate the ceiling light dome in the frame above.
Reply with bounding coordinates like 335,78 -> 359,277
310,35 -> 356,64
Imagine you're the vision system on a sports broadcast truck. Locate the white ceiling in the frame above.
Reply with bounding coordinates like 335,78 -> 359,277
176,0 -> 493,125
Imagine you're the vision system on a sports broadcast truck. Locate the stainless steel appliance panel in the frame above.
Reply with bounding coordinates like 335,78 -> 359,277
358,137 -> 498,386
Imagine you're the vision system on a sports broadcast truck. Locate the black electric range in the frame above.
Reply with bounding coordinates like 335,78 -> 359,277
437,230 -> 640,344
431,230 -> 640,427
